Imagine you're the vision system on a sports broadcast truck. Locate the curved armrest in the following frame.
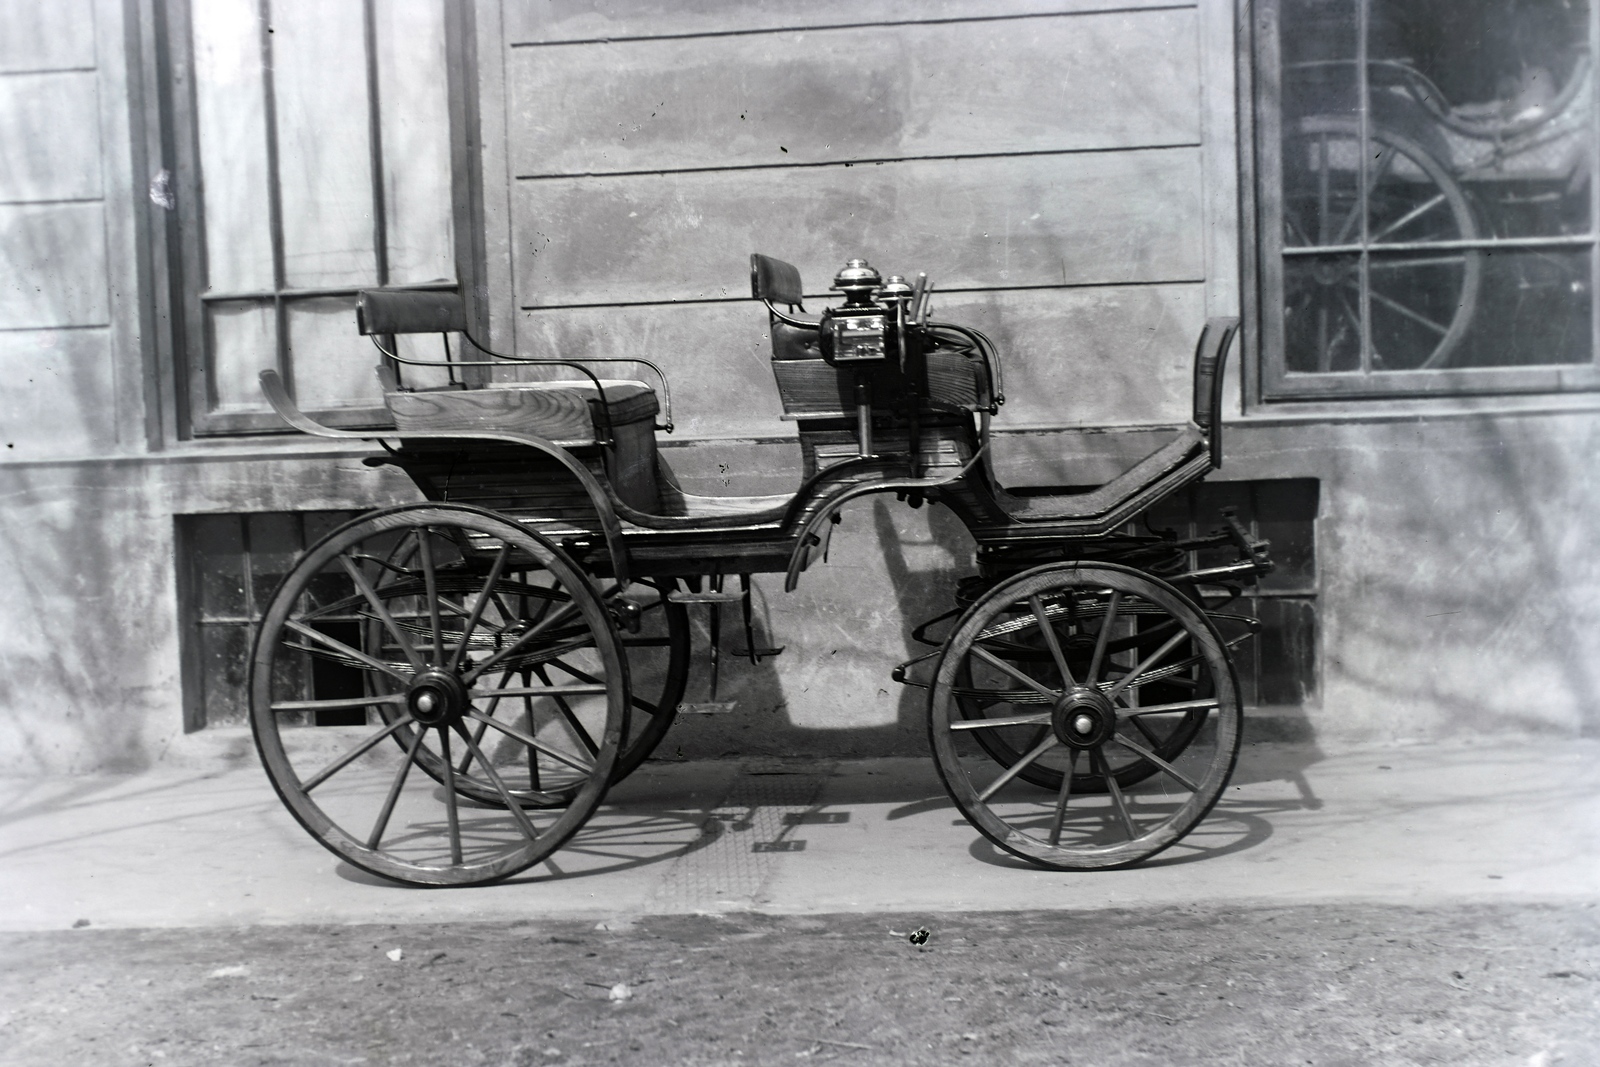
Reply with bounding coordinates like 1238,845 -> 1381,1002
259,370 -> 390,439
1191,317 -> 1240,470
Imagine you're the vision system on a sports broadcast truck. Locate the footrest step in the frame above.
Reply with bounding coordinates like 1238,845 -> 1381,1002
677,701 -> 739,714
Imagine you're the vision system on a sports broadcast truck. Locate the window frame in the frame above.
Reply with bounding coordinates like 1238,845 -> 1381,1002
157,0 -> 462,437
1247,0 -> 1600,403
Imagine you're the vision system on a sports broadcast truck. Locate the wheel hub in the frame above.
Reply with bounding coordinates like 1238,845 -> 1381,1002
1052,686 -> 1117,749
407,669 -> 468,728
1310,259 -> 1354,287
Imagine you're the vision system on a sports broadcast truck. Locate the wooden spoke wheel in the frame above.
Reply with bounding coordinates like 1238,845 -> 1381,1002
249,503 -> 628,887
929,562 -> 1242,870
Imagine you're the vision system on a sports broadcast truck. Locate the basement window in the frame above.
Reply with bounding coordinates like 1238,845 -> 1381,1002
177,511 -> 361,730
1141,479 -> 1320,709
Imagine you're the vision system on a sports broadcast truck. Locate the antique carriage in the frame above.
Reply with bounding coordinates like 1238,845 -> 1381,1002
251,253 -> 1272,886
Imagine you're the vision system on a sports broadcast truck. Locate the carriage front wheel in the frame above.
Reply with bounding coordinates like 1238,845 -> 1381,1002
928,562 -> 1242,870
249,503 -> 629,887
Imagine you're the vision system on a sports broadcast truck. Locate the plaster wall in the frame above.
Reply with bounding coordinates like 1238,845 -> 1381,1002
1,409 -> 1594,775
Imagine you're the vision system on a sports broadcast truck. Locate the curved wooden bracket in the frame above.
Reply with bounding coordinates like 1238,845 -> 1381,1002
782,444 -> 989,592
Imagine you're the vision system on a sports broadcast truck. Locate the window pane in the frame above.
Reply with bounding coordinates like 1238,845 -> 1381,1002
377,0 -> 455,285
1280,0 -> 1360,129
1369,0 -> 1593,242
189,514 -> 248,619
1283,253 -> 1362,372
1379,247 -> 1591,369
192,0 -> 274,293
288,296 -> 384,410
208,301 -> 277,412
273,0 -> 377,289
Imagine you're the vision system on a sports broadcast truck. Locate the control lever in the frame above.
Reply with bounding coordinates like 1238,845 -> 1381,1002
1219,507 -> 1274,573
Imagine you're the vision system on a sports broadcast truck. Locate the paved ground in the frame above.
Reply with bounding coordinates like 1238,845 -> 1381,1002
2,738 -> 1596,929
1,737 -> 1598,1065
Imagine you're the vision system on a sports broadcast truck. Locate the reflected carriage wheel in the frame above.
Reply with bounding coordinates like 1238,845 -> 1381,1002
929,563 -> 1242,870
1283,117 -> 1481,372
249,503 -> 628,887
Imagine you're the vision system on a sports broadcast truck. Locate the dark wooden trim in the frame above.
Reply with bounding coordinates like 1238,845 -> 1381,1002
505,3 -> 1199,49
445,0 -> 490,387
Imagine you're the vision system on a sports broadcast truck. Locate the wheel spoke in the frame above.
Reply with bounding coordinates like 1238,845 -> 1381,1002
1334,141 -> 1396,245
437,727 -> 464,865
1131,714 -> 1163,746
1102,650 -> 1208,692
1029,595 -> 1076,687
1087,592 -> 1121,685
978,734 -> 1059,802
367,727 -> 426,849
535,665 -> 599,757
1369,253 -> 1470,270
452,723 -> 541,841
549,655 -> 660,716
950,712 -> 1052,731
1119,697 -> 1220,717
1369,287 -> 1449,336
457,670 -> 517,776
301,715 -> 415,793
1094,748 -> 1140,840
462,602 -> 583,684
417,530 -> 445,668
450,544 -> 512,672
283,620 -> 410,683
467,710 -> 596,775
1048,749 -> 1078,846
338,554 -> 426,673
1104,631 -> 1189,702
970,646 -> 1059,702
271,693 -> 407,713
1371,192 -> 1446,242
470,684 -> 608,699
1110,734 -> 1200,792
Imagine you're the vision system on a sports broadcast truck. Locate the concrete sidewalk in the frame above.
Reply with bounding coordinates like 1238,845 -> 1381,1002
2,737 -> 1597,932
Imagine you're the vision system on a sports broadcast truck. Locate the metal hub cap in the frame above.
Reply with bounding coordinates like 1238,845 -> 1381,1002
1052,686 -> 1117,749
407,669 -> 468,728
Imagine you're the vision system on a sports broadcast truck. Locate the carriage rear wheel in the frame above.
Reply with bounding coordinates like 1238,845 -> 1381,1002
249,503 -> 628,887
929,562 -> 1241,870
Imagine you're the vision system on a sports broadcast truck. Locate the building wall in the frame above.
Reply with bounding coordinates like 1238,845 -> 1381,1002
0,0 -> 1594,774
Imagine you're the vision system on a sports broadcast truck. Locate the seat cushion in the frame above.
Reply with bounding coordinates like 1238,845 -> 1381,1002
386,379 -> 658,443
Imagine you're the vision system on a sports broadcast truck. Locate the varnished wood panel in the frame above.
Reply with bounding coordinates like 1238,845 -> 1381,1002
0,0 -> 95,73
0,72 -> 102,201
0,203 -> 108,328
515,283 -> 1203,438
512,149 -> 1203,307
504,0 -> 1191,44
507,9 -> 1199,176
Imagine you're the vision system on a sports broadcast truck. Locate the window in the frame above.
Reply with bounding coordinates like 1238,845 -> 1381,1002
1254,0 -> 1598,398
163,0 -> 456,435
